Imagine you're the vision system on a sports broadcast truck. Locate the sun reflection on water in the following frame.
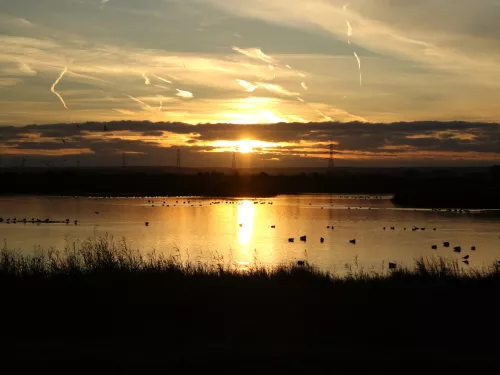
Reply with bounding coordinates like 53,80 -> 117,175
237,200 -> 256,254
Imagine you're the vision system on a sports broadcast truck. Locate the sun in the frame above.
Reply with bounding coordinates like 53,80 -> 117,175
237,140 -> 254,154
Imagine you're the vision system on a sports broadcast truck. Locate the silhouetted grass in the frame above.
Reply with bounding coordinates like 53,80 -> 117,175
2,235 -> 500,372
2,234 -> 499,282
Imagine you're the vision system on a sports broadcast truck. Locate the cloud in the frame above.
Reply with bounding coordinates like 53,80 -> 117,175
232,47 -> 277,64
1,121 -> 498,167
18,63 -> 37,76
1,1 -> 500,127
258,83 -> 299,97
0,78 -> 22,87
176,89 -> 194,99
236,79 -> 259,92
206,0 -> 500,81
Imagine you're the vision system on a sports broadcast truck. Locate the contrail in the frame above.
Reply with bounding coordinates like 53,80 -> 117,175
296,97 -> 305,103
345,4 -> 361,85
346,21 -> 353,37
152,74 -> 172,84
353,52 -> 362,86
158,97 -> 163,111
301,82 -> 309,90
142,72 -> 151,85
318,111 -> 332,121
127,95 -> 151,109
50,66 -> 68,109
154,85 -> 171,90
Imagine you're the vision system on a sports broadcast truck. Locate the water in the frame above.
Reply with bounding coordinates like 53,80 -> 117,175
1,195 -> 499,272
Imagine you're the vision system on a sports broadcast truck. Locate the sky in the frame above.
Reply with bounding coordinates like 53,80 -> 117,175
0,0 -> 499,167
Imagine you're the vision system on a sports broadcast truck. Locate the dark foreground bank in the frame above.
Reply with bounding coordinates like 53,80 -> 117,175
1,237 -> 500,372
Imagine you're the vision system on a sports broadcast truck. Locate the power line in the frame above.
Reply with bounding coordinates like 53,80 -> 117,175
328,139 -> 335,170
232,151 -> 236,169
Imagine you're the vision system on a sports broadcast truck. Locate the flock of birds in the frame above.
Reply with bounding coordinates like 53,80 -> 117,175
145,199 -> 274,208
279,224 -> 483,268
0,217 -> 78,225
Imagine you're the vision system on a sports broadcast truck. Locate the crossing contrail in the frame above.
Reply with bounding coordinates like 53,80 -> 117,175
50,66 -> 68,109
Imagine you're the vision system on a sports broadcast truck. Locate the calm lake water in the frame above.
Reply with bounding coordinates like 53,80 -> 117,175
1,195 -> 499,272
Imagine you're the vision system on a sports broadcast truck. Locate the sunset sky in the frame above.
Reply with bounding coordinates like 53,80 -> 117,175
0,0 -> 499,167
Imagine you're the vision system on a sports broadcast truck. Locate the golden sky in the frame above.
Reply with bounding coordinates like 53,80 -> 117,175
0,0 -> 499,166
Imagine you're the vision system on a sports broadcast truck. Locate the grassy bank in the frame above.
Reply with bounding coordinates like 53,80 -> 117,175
2,236 -> 500,371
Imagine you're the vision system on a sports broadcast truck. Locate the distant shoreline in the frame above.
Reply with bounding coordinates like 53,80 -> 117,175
1,167 -> 499,208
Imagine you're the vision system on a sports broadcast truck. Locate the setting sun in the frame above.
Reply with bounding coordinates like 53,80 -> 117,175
237,140 -> 254,154
208,139 -> 281,154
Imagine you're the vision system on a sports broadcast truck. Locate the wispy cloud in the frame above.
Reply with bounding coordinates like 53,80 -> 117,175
236,79 -> 259,92
1,1 -> 500,126
19,63 -> 37,76
176,89 -> 194,99
207,0 -> 500,79
0,78 -> 22,87
232,47 -> 277,64
1,121 -> 499,167
258,83 -> 299,97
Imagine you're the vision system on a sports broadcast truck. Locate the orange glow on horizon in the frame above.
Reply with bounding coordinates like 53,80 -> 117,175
208,139 -> 281,154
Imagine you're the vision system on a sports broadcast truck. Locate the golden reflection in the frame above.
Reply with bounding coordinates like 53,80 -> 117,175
237,200 -> 256,253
